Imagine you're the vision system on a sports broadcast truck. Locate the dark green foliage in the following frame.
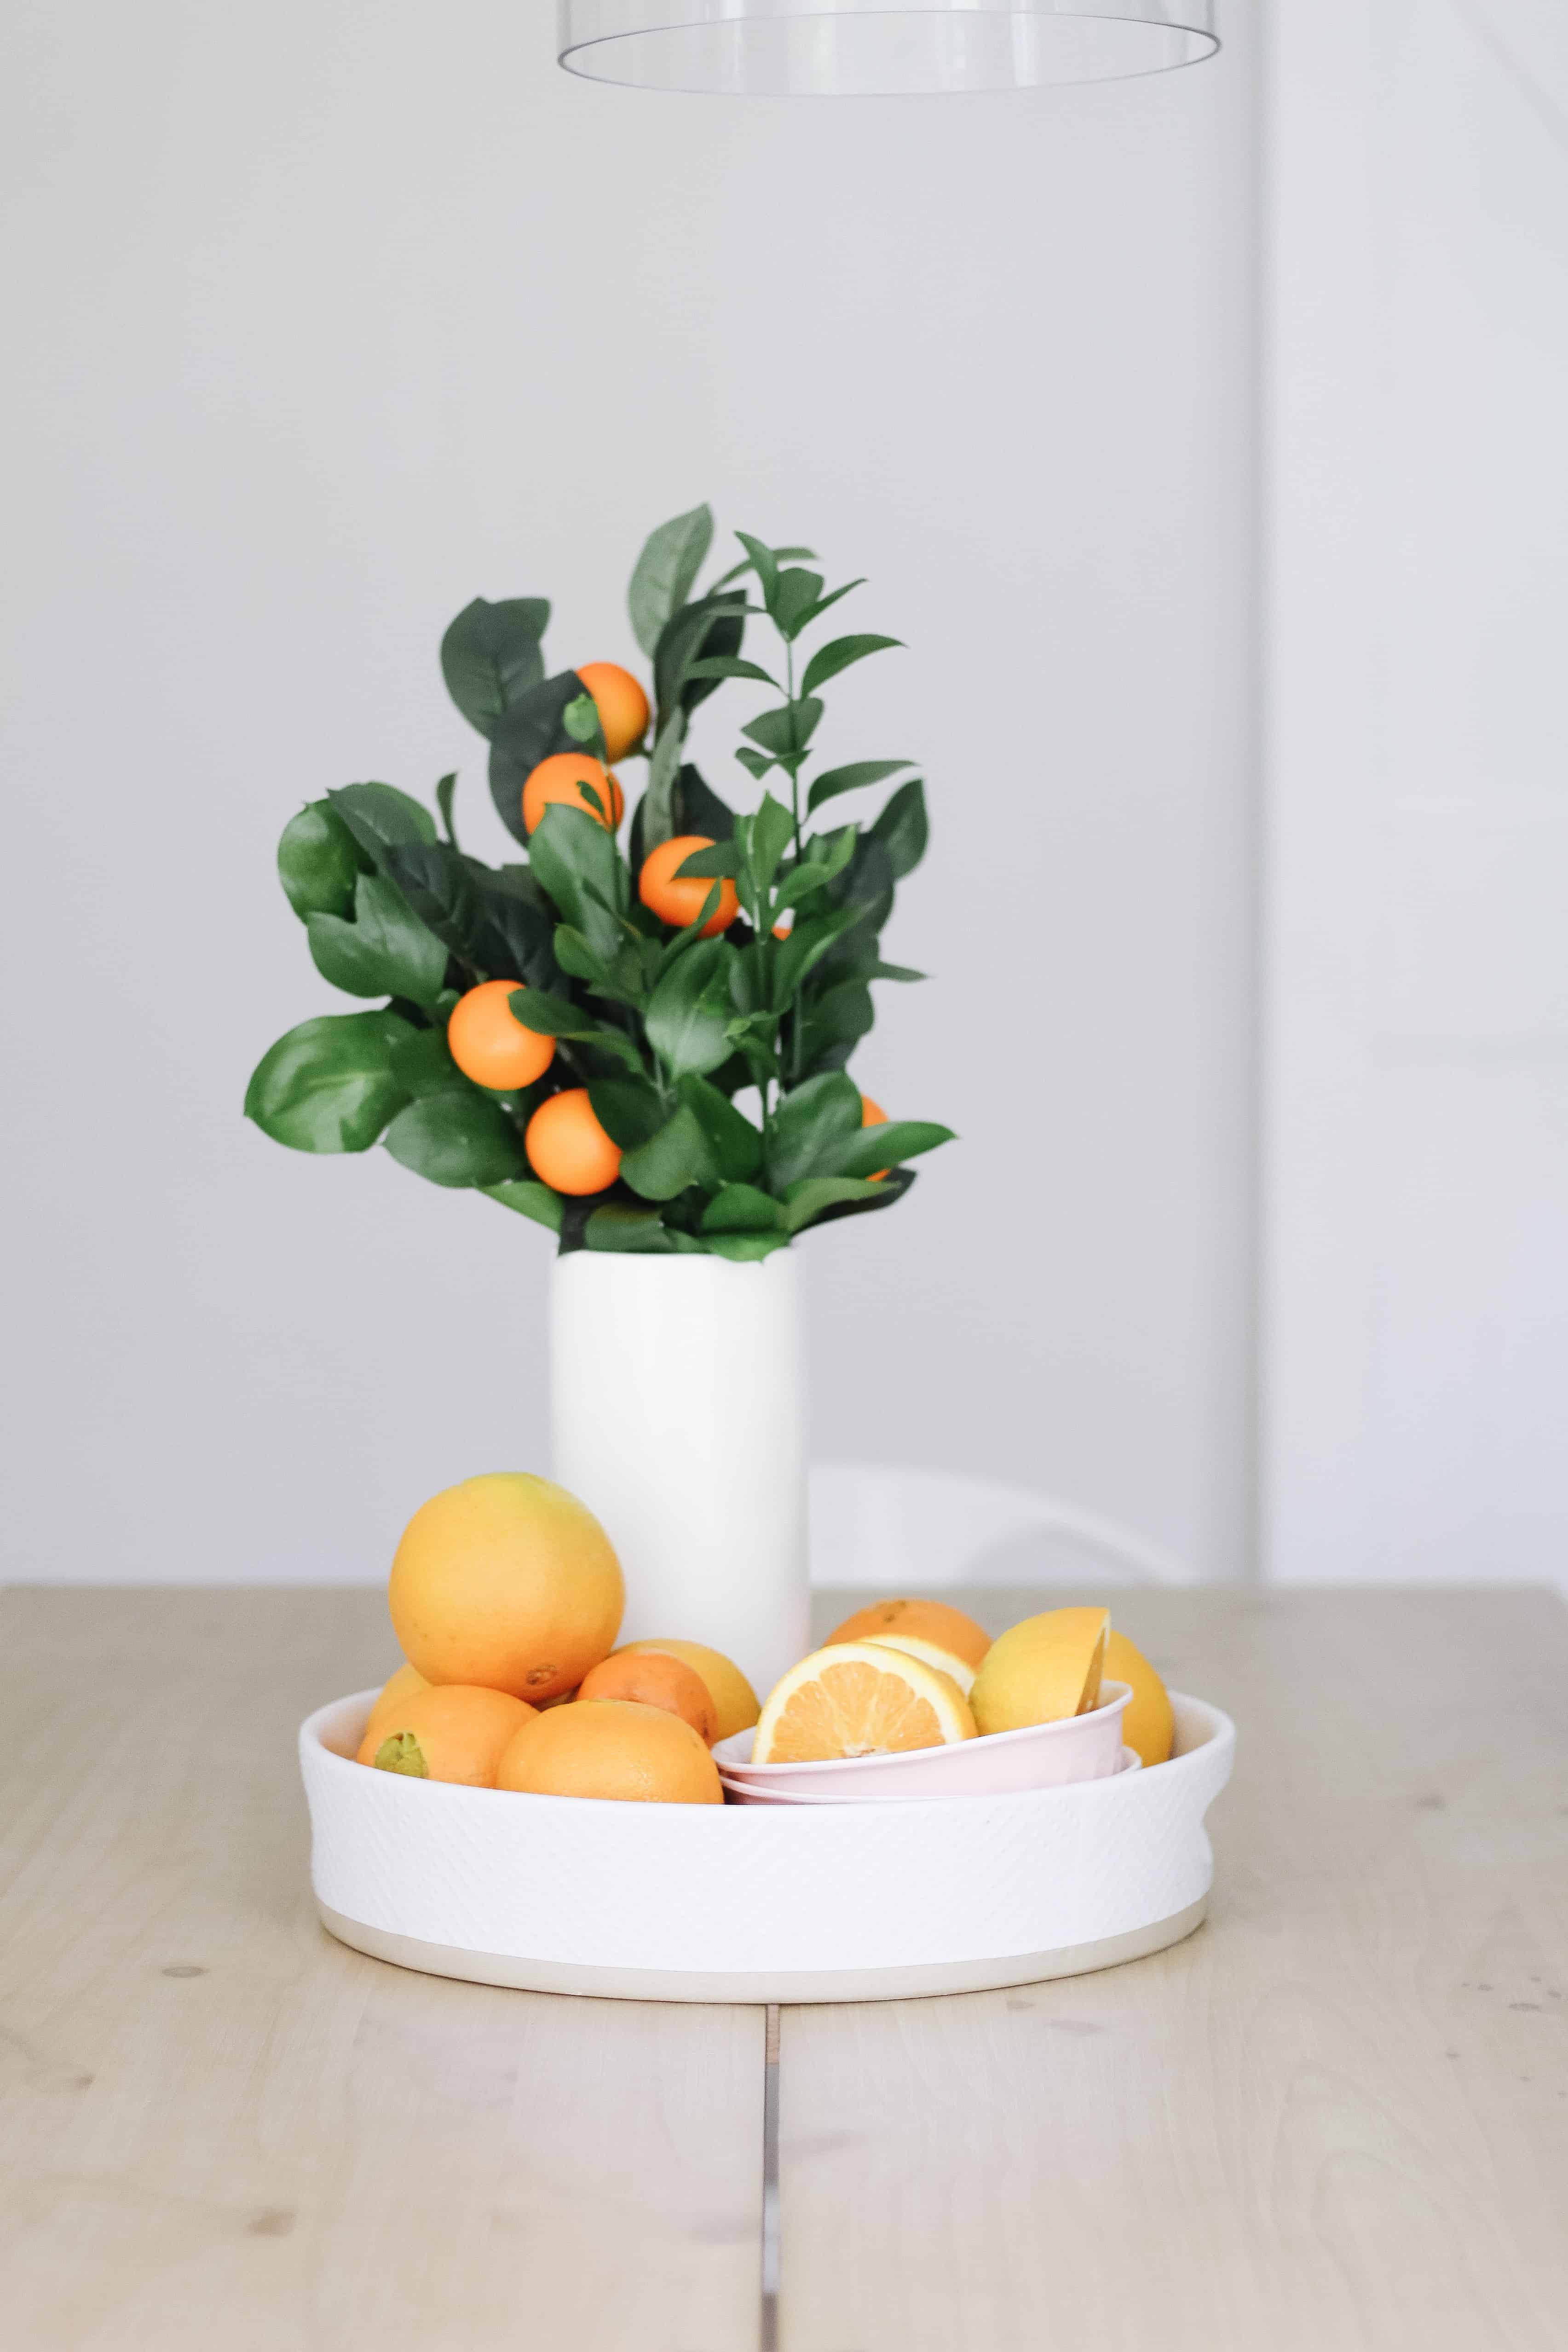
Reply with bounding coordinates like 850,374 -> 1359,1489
246,512 -> 954,1248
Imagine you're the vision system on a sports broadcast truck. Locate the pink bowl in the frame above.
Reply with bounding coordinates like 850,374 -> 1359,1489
720,1741 -> 1144,1806
713,1680 -> 1132,1802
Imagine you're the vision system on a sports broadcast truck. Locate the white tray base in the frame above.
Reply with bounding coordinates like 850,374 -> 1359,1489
318,1895 -> 1209,2004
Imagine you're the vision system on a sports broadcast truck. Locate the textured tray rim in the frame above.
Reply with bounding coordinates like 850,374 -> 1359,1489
317,1895 -> 1210,2004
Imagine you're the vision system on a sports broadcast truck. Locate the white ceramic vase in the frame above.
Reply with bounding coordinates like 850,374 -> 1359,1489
549,1250 -> 810,1700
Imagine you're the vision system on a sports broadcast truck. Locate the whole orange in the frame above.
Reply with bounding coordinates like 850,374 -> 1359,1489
522,752 -> 624,837
575,662 -> 650,763
614,1639 -> 760,1743
577,1650 -> 718,1744
388,1472 -> 624,1702
447,980 -> 555,1091
495,1699 -> 722,1804
859,1092 -> 890,1182
638,836 -> 739,936
825,1597 -> 990,1669
356,1683 -> 536,1785
525,1088 -> 622,1195
361,1660 -> 428,1749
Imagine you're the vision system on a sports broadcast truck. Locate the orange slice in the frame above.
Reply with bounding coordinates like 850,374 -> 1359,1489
752,1642 -> 977,1764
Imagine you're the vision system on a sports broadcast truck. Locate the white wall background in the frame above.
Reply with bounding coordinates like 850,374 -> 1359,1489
0,2 -> 1257,1586
1265,0 -> 1568,1584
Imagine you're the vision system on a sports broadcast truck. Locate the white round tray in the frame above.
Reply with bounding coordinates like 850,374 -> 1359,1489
300,1689 -> 1234,2004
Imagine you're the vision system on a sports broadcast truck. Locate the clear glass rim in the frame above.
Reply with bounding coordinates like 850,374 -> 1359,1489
557,1 -> 1221,96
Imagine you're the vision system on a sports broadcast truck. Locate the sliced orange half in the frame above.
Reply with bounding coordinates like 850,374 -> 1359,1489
752,1642 -> 978,1764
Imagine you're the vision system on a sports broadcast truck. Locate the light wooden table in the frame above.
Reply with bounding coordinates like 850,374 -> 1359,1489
3,1584 -> 1565,2351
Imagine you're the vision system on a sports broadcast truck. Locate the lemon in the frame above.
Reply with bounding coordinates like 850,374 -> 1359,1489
968,1606 -> 1109,1735
1104,1627 -> 1174,1766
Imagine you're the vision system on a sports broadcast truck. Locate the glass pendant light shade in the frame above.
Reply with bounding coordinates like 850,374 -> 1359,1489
558,0 -> 1217,95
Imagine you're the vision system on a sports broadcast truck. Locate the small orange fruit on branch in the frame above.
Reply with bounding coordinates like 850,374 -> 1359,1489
522,751 -> 624,836
639,835 -> 739,936
574,662 -> 650,762
525,1088 -> 623,1196
447,978 -> 556,1090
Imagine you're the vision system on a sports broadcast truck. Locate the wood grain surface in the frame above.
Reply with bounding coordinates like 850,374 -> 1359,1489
784,1585 -> 1568,2352
0,1587 -> 764,2352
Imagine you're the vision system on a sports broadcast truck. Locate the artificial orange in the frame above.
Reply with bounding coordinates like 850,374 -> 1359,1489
356,1683 -> 537,1785
495,1698 -> 723,1804
753,1642 -> 976,1764
388,1471 -> 625,1702
575,662 -> 650,762
447,979 -> 556,1091
525,1088 -> 623,1195
577,1650 -> 718,1743
521,751 -> 624,837
638,835 -> 739,936
614,1639 -> 760,1743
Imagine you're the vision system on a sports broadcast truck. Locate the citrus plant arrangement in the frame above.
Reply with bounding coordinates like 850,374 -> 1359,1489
246,506 -> 954,1258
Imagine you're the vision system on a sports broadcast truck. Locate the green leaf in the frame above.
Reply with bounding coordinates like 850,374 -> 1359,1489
800,634 -> 902,697
678,1073 -> 763,1182
674,840 -> 743,881
795,578 -> 865,630
306,872 -> 450,1006
628,505 -> 713,659
434,772 -> 459,847
735,748 -> 776,783
639,717 -> 684,853
701,1183 -> 784,1235
816,837 -> 895,981
780,1175 -> 887,1234
644,937 -> 735,1080
865,959 -> 926,983
486,1178 -> 563,1233
868,776 -> 929,882
772,569 -> 825,641
772,904 -> 864,1003
801,978 -> 874,1055
742,698 -> 822,763
683,656 -> 780,688
654,590 -> 747,719
715,543 -> 817,588
488,671 -> 598,848
805,759 -> 916,817
377,843 -> 485,976
327,782 -> 438,863
620,1103 -> 718,1202
562,692 -> 605,750
526,802 -> 624,959
774,832 -> 856,912
734,532 -> 779,612
389,1025 -> 460,1098
552,926 -> 611,986
440,598 -> 549,737
505,986 -> 588,1037
383,1090 -> 529,1187
748,792 -> 796,899
703,1231 -> 791,1262
585,1204 -> 703,1253
767,1070 -> 862,1190
824,1119 -> 955,1180
244,1010 -> 414,1153
587,1076 -> 668,1150
671,764 -> 737,843
277,801 -> 362,920
473,864 -> 560,986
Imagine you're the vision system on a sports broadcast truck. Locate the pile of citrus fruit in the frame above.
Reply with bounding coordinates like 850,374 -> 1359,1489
353,1471 -> 1177,1803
